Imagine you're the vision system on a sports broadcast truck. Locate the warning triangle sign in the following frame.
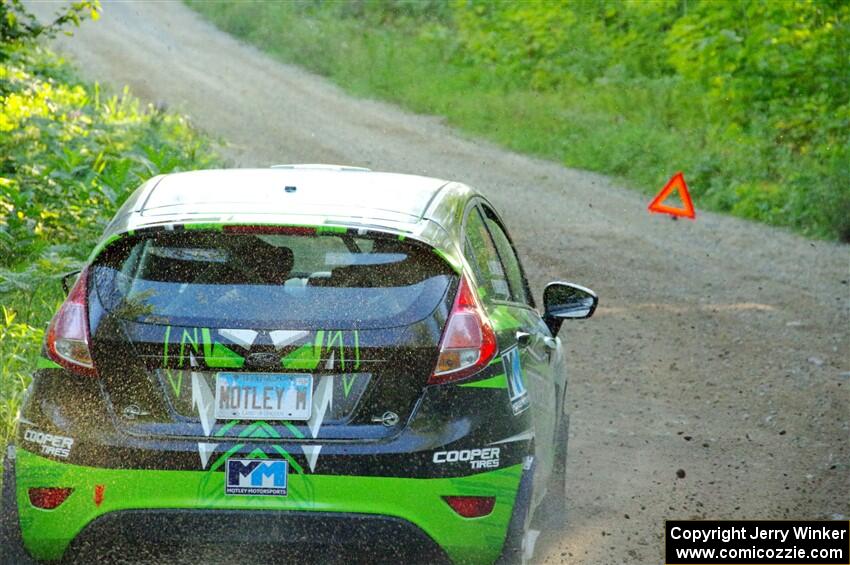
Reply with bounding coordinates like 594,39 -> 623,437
648,172 -> 695,219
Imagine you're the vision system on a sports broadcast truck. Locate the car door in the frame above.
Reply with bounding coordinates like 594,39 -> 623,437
462,202 -> 559,495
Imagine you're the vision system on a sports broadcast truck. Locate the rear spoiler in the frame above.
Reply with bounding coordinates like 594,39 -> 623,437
87,221 -> 464,275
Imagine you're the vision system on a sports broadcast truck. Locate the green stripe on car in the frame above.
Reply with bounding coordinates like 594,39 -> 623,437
15,448 -> 521,565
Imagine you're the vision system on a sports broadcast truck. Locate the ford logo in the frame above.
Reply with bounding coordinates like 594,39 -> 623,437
246,352 -> 280,368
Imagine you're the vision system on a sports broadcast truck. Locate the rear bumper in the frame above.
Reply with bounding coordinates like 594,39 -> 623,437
67,508 -> 449,564
14,448 -> 521,564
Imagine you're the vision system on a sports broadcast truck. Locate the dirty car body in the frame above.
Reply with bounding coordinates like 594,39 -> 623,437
2,166 -> 597,564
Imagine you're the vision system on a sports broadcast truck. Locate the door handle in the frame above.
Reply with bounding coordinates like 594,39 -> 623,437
515,331 -> 532,346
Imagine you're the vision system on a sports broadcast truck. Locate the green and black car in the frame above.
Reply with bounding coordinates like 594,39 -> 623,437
1,166 -> 597,564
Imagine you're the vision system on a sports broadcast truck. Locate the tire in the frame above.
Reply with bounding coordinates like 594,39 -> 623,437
1,446 -> 36,565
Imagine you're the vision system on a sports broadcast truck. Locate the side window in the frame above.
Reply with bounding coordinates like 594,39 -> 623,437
464,207 -> 511,302
481,206 -> 531,306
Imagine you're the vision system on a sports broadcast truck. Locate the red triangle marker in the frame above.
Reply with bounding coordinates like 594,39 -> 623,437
648,172 -> 695,219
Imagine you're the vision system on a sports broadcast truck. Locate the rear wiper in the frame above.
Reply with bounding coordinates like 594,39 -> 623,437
341,234 -> 361,253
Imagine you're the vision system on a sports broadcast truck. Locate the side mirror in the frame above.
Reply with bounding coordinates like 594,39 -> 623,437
61,270 -> 82,296
543,281 -> 598,335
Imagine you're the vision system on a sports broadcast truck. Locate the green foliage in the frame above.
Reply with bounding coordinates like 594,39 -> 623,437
0,251 -> 83,454
0,41 -> 220,453
276,0 -> 452,25
0,45 -> 219,265
189,0 -> 850,241
0,298 -> 49,453
1,0 -> 100,46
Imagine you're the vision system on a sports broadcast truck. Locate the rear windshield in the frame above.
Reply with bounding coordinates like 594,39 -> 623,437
92,231 -> 455,329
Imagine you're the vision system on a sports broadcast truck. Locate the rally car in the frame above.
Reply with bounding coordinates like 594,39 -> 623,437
1,165 -> 597,564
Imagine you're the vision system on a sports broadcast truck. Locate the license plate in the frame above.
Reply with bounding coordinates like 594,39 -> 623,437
214,373 -> 312,421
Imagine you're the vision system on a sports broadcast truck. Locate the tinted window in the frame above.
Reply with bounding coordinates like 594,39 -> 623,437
92,232 -> 454,330
464,208 -> 511,302
481,206 -> 530,305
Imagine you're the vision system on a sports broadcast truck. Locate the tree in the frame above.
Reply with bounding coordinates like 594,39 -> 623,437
1,0 -> 100,46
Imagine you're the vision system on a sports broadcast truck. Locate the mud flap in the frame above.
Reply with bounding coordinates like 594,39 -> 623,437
0,446 -> 35,565
496,457 -> 535,565
543,412 -> 569,522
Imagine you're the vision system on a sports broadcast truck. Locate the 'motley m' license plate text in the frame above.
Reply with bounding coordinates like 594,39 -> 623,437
215,373 -> 312,421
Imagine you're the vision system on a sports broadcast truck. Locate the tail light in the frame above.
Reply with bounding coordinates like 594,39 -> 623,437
443,495 -> 496,518
45,267 -> 97,377
429,276 -> 497,385
28,487 -> 73,510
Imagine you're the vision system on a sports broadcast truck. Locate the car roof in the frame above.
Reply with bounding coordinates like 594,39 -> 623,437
93,167 -> 478,272
140,168 -> 450,220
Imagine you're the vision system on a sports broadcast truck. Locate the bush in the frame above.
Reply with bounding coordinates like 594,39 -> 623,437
0,33 -> 220,453
1,0 -> 100,46
0,46 -> 219,265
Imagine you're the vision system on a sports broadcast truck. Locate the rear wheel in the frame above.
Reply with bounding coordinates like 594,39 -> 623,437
1,447 -> 36,565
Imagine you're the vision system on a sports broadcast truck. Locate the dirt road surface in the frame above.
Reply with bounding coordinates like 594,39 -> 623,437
31,1 -> 849,563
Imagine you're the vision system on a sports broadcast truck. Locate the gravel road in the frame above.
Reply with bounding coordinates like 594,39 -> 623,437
31,1 -> 849,563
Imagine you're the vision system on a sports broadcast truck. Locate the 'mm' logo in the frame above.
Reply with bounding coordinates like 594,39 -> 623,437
225,459 -> 288,496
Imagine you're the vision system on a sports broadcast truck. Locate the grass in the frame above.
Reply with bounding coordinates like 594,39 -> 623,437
186,1 -> 849,242
0,42 -> 221,460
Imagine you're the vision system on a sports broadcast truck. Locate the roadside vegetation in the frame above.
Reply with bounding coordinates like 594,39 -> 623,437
0,1 -> 220,454
187,0 -> 850,241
